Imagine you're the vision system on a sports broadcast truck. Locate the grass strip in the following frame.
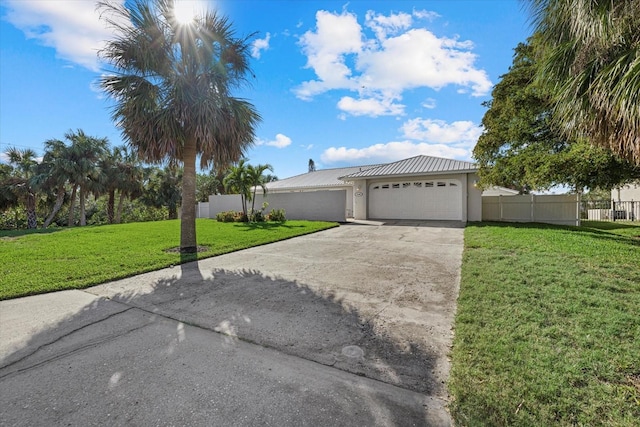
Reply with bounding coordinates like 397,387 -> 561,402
449,221 -> 640,426
0,219 -> 337,300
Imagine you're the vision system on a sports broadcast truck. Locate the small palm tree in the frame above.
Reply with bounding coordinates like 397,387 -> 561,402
34,139 -> 72,228
247,163 -> 273,216
223,159 -> 251,218
99,0 -> 261,252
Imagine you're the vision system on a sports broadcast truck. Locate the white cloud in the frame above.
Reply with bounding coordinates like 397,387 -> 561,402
321,141 -> 468,164
294,8 -> 492,117
257,133 -> 292,149
0,153 -> 9,164
4,0 -> 123,71
251,32 -> 271,59
422,98 -> 436,109
400,118 -> 482,147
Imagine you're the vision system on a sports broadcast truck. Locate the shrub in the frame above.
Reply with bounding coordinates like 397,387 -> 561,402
215,210 -> 236,222
268,208 -> 286,222
249,210 -> 266,222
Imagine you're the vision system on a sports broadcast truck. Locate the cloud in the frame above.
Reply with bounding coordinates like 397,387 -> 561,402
400,118 -> 482,147
251,32 -> 271,59
256,134 -> 292,148
3,0 -> 122,71
294,8 -> 492,117
422,98 -> 436,109
321,141 -> 468,164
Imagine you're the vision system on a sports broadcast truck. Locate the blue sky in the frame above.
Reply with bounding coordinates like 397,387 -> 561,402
0,0 -> 532,179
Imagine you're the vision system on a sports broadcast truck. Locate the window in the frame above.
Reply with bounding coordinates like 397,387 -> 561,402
413,182 -> 422,188
449,182 -> 458,187
425,182 -> 434,188
402,182 -> 410,188
437,182 -> 446,187
392,183 -> 400,189
381,184 -> 389,189
372,185 -> 379,190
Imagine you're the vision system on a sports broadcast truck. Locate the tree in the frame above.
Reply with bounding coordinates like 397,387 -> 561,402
527,0 -> 640,165
114,146 -> 144,224
99,0 -> 261,253
34,139 -> 72,228
64,130 -> 108,226
247,163 -> 273,216
2,148 -> 38,228
143,165 -> 182,219
308,159 -> 316,172
196,169 -> 223,202
223,159 -> 251,218
473,40 -> 640,192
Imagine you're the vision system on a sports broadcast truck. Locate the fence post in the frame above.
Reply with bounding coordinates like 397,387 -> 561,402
531,193 -> 535,222
499,195 -> 503,221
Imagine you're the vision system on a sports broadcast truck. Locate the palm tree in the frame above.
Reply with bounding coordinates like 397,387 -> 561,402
64,130 -> 108,226
223,159 -> 251,218
34,139 -> 72,228
143,165 -> 182,219
99,0 -> 261,253
527,0 -> 640,165
114,146 -> 144,224
247,163 -> 273,215
3,148 -> 39,228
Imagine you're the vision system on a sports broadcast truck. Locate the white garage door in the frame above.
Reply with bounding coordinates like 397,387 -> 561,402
369,179 -> 462,220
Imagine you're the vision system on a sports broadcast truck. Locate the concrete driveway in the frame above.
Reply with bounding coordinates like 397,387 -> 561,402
0,220 -> 464,426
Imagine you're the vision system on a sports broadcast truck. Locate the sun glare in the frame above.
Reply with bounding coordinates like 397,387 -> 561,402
173,0 -> 202,24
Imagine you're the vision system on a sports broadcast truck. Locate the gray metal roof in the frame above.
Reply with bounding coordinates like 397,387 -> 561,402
340,155 -> 477,179
265,164 -> 381,191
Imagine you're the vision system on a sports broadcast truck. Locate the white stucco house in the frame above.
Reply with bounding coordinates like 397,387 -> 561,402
612,182 -> 640,201
260,155 -> 483,222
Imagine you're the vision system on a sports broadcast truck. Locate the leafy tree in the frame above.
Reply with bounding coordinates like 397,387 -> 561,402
2,148 -> 38,228
113,146 -> 144,224
196,169 -> 223,202
143,165 -> 182,219
527,0 -> 640,165
99,0 -> 260,253
247,163 -> 273,216
474,40 -> 640,192
34,138 -> 73,228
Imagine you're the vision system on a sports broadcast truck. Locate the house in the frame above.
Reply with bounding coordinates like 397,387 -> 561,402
260,155 -> 483,222
612,182 -> 640,201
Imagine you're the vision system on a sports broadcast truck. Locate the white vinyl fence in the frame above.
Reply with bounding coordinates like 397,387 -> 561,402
482,194 -> 580,226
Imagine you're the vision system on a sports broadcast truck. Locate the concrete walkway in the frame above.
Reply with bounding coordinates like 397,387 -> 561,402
0,221 -> 464,426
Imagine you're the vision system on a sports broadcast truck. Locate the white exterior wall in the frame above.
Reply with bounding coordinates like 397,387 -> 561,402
612,183 -> 640,201
352,180 -> 367,220
467,174 -> 483,222
209,190 -> 346,222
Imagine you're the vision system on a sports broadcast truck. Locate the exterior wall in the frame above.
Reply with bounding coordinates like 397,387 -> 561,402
483,194 -> 579,226
612,183 -> 640,201
352,180 -> 367,220
197,202 -> 210,218
467,174 -> 483,222
209,190 -> 346,222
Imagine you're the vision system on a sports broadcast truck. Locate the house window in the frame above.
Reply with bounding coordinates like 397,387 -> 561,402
381,184 -> 389,189
392,183 -> 400,189
425,182 -> 434,188
372,185 -> 379,190
402,182 -> 410,188
437,182 -> 446,187
413,182 -> 422,188
450,182 -> 458,187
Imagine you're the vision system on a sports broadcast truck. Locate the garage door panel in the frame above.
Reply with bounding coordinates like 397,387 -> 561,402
369,179 -> 462,220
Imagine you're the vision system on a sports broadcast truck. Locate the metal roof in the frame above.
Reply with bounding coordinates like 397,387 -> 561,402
265,164 -> 381,191
340,155 -> 477,180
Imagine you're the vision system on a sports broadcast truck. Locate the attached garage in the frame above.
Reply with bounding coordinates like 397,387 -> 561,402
368,178 -> 462,220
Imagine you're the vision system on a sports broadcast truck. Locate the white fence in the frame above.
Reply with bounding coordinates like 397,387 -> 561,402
206,190 -> 347,222
482,194 -> 580,226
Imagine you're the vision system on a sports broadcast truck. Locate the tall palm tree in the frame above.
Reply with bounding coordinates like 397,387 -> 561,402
64,130 -> 108,226
247,163 -> 273,215
3,148 -> 38,228
528,0 -> 640,165
99,0 -> 261,253
114,145 -> 144,224
223,159 -> 251,218
34,139 -> 72,228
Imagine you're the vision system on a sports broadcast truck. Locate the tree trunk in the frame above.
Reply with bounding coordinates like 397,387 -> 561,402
180,136 -> 198,253
115,191 -> 126,224
43,186 -> 65,228
107,189 -> 115,224
79,187 -> 87,226
26,193 -> 37,229
68,185 -> 77,227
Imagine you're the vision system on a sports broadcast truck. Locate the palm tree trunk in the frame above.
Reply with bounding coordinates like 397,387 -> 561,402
26,193 -> 37,229
180,136 -> 198,253
68,185 -> 77,227
116,191 -> 126,224
107,189 -> 116,224
79,187 -> 87,226
43,186 -> 65,228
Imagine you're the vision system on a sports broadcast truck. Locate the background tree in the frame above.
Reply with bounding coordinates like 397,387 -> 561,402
528,0 -> 640,165
247,163 -> 273,215
34,138 -> 72,228
308,158 -> 316,172
223,159 -> 251,218
143,165 -> 182,220
2,148 -> 38,228
99,0 -> 261,253
113,145 -> 144,224
196,169 -> 223,202
474,40 -> 640,192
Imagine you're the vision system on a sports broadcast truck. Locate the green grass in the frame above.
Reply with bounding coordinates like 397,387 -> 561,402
449,221 -> 640,426
0,219 -> 338,300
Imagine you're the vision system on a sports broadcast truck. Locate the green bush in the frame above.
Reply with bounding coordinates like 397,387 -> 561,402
268,208 -> 286,222
215,210 -> 247,222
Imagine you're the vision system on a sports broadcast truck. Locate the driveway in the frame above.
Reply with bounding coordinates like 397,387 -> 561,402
0,221 -> 464,426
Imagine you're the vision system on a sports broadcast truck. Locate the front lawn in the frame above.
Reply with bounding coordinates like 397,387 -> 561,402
450,221 -> 640,426
0,219 -> 337,300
